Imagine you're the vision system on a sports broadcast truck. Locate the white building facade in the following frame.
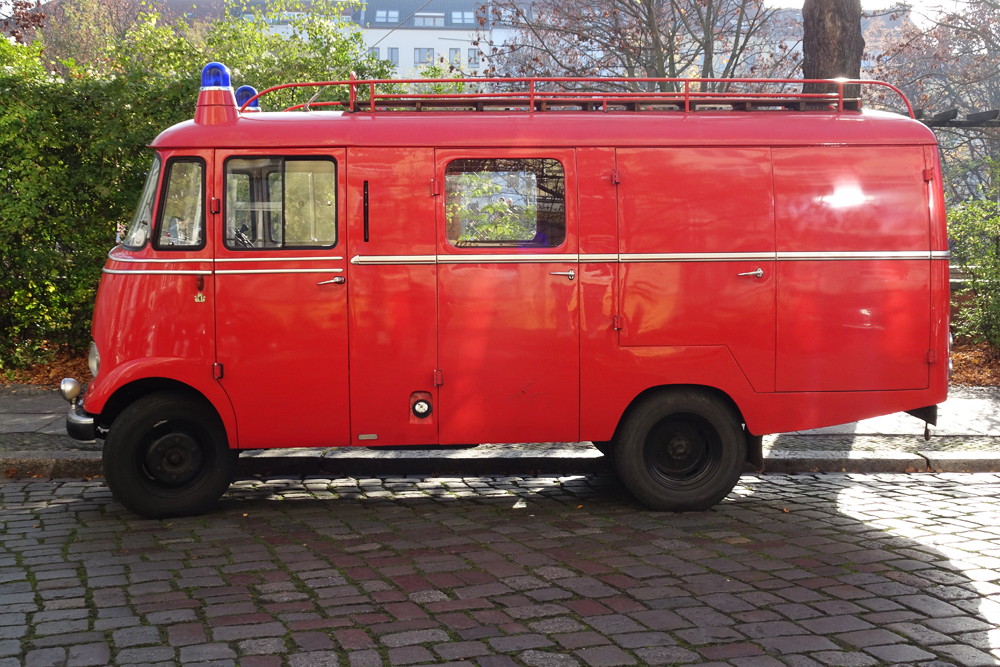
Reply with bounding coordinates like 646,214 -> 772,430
350,0 -> 490,77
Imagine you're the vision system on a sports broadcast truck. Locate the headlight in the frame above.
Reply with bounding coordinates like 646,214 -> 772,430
89,342 -> 100,378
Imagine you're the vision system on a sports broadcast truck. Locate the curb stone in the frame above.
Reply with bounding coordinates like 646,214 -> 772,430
5,449 -> 1000,480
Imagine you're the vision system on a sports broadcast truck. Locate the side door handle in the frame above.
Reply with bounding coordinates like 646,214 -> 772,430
550,270 -> 575,281
318,277 -> 346,285
737,268 -> 763,278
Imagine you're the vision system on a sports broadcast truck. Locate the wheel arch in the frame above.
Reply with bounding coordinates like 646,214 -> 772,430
611,384 -> 760,467
96,378 -> 237,449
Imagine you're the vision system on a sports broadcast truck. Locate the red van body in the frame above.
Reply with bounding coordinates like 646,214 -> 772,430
63,65 -> 950,517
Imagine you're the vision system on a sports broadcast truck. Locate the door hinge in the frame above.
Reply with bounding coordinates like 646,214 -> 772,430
923,168 -> 935,182
611,170 -> 621,185
613,316 -> 622,330
431,179 -> 441,196
213,363 -> 224,379
433,369 -> 443,386
927,350 -> 937,363
210,197 -> 221,214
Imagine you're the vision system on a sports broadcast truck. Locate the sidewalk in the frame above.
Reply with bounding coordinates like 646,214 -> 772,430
1,384 -> 998,478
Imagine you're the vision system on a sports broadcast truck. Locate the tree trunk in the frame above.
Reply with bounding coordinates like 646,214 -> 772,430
802,0 -> 864,104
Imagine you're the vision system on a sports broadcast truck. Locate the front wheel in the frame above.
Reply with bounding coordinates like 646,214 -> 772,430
615,390 -> 745,511
103,391 -> 238,519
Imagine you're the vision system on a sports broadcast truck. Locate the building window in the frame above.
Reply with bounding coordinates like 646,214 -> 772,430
468,49 -> 480,66
452,11 -> 475,23
415,48 -> 434,65
445,158 -> 566,249
369,47 -> 379,58
413,13 -> 444,26
387,47 -> 399,65
375,10 -> 398,22
449,48 -> 461,65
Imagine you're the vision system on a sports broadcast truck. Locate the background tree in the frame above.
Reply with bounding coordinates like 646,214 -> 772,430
476,0 -> 803,92
802,0 -> 864,97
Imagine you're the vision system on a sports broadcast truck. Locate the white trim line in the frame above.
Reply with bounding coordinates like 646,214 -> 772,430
216,268 -> 344,274
351,255 -> 436,265
777,251 -> 930,261
621,252 -> 775,262
580,254 -> 619,262
107,251 -> 210,264
216,256 -> 344,262
103,269 -> 211,275
931,251 -> 951,259
438,254 -> 576,264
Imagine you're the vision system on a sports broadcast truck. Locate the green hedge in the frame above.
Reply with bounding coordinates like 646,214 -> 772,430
0,3 -> 392,371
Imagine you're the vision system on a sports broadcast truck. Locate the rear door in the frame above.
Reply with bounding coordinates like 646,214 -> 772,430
214,149 -> 350,448
616,148 -> 777,393
435,150 -> 580,445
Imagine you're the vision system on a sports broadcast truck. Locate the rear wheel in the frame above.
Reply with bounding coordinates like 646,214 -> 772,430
103,391 -> 238,519
615,389 -> 745,511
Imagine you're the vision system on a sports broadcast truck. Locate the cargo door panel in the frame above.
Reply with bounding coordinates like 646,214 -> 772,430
616,148 -> 777,393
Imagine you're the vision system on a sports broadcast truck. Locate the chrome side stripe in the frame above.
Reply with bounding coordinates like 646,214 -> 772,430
103,269 -> 212,275
621,252 -> 775,262
777,251 -> 931,261
216,256 -> 344,262
350,255 -> 436,265
438,253 -> 575,264
932,250 -> 951,259
216,268 -> 344,274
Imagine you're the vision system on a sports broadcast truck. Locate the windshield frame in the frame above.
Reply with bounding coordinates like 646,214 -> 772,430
121,155 -> 163,251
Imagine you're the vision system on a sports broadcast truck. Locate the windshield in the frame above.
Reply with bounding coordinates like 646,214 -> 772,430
122,156 -> 162,249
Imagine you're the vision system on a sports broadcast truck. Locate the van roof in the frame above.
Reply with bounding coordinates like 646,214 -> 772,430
152,108 -> 937,150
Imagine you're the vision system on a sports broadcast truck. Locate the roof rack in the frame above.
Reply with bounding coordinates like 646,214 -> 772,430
241,76 -> 915,119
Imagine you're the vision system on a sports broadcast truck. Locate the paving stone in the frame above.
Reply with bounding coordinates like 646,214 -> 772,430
25,648 -> 66,667
934,644 -> 1000,667
348,651 -> 382,667
574,646 -> 637,667
381,629 -> 449,647
811,652 -> 880,667
112,626 -> 161,647
863,644 -> 937,663
181,644 -> 239,661
66,643 -> 109,667
288,651 -> 342,667
387,646 -> 434,665
632,647 -> 700,665
520,650 -> 581,667
434,641 -> 490,660
488,634 -> 553,652
115,646 -> 175,663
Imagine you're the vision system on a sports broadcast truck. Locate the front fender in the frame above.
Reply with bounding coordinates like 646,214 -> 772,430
83,357 -> 238,448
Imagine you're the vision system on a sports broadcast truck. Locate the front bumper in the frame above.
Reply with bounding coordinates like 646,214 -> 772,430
66,402 -> 97,442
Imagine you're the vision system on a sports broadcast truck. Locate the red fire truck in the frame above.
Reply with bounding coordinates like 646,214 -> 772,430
60,63 -> 950,518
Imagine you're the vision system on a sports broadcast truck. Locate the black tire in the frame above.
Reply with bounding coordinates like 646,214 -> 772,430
103,391 -> 238,519
614,389 -> 745,511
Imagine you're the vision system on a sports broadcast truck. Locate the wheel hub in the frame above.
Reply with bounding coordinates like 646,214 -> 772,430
144,433 -> 203,486
644,414 -> 719,483
667,434 -> 691,459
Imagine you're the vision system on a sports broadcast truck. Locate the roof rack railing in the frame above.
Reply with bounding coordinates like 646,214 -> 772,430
240,76 -> 915,118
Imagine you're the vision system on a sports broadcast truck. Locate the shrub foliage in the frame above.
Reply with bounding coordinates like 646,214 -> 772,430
950,160 -> 1000,347
0,0 -> 391,371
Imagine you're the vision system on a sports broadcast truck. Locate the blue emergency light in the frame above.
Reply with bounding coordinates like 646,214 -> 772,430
235,85 -> 261,110
201,62 -> 231,88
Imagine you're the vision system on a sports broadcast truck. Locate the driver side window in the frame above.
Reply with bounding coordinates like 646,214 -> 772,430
224,156 -> 338,250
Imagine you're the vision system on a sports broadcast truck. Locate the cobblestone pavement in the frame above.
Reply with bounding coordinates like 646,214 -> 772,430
4,473 -> 1000,667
